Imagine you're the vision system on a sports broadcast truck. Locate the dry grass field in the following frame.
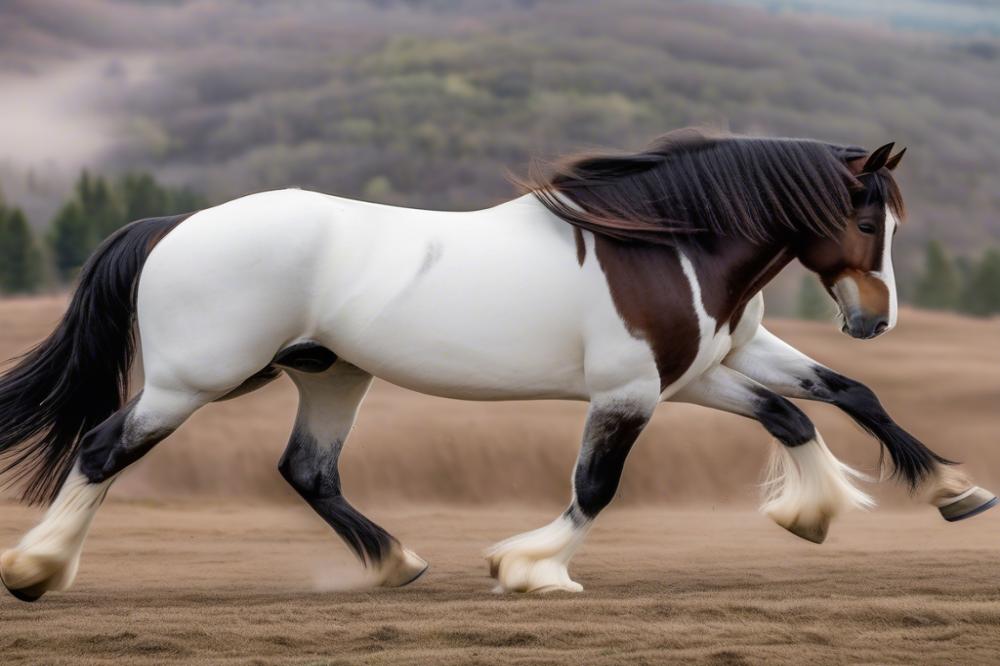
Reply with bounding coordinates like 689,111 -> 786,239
1,296 -> 1000,664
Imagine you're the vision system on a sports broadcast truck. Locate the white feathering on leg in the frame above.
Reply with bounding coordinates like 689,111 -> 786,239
484,514 -> 588,593
761,434 -> 872,543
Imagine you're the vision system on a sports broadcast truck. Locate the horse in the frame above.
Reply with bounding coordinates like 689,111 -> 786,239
0,130 -> 994,601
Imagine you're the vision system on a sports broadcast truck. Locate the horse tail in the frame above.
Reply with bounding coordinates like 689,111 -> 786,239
0,213 -> 190,505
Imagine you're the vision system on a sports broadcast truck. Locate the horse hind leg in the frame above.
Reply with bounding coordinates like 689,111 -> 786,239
279,360 -> 427,588
0,383 -> 210,601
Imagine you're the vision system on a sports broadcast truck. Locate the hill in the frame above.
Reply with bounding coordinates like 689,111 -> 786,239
1,0 -> 999,299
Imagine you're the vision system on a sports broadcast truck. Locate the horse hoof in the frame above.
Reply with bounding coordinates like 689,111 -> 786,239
939,487 -> 998,522
2,577 -> 45,602
528,581 -> 584,594
779,516 -> 829,544
377,547 -> 428,588
0,552 -> 46,602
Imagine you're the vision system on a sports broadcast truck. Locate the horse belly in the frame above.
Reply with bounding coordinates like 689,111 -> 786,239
325,285 -> 588,400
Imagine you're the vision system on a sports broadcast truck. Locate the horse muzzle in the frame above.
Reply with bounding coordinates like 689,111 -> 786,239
841,311 -> 889,340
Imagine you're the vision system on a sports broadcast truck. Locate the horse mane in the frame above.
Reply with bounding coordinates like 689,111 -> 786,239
521,129 -> 904,246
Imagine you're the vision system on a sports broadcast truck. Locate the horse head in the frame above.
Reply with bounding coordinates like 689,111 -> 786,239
796,142 -> 906,339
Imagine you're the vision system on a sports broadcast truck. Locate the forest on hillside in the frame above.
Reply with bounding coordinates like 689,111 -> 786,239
1,0 -> 999,309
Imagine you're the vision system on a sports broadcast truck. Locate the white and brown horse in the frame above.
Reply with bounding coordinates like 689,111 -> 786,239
0,131 -> 993,600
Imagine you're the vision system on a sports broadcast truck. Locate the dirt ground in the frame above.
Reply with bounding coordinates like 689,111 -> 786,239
2,501 -> 1000,665
2,298 -> 1000,663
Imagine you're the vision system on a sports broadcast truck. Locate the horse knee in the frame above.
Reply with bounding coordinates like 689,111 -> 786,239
752,390 -> 815,447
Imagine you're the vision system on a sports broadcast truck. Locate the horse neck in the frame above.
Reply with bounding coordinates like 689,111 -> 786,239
686,235 -> 796,330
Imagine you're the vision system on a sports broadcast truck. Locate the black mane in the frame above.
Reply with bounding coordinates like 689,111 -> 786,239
523,129 -> 903,246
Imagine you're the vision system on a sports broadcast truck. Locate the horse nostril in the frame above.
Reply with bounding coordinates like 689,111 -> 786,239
873,320 -> 889,336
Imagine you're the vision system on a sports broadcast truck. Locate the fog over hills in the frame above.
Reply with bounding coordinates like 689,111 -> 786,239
1,0 -> 999,303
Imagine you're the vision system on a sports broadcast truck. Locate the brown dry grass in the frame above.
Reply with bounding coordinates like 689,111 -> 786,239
2,503 -> 1000,664
2,296 -> 1000,664
2,296 -> 999,507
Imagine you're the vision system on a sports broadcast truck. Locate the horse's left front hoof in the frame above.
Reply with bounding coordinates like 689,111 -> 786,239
939,486 -> 998,522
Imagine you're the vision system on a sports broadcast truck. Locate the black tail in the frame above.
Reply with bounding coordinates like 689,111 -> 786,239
813,367 -> 953,490
0,214 -> 190,505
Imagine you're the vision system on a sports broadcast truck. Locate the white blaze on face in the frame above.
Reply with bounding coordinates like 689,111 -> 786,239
871,206 -> 898,329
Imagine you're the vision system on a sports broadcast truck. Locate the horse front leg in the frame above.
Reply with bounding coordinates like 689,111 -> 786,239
724,326 -> 997,521
486,383 -> 658,593
674,365 -> 873,543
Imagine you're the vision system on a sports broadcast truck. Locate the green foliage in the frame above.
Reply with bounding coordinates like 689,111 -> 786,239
118,173 -> 207,221
49,200 -> 94,280
960,249 -> 1000,317
797,276 -> 832,321
47,170 -> 208,281
0,196 -> 43,294
913,241 -> 960,310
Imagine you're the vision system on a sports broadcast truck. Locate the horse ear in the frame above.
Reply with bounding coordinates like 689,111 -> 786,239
884,146 -> 906,171
861,142 -> 895,173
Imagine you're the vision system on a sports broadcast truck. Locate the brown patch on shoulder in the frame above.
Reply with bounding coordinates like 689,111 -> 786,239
594,238 -> 700,391
689,240 -> 793,332
573,228 -> 586,266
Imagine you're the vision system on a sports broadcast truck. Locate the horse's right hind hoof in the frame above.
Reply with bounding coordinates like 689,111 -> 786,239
939,486 -> 998,522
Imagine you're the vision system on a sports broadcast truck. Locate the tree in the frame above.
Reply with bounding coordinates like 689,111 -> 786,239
119,172 -> 169,221
960,249 -> 1000,317
49,200 -> 93,280
47,170 -> 208,283
914,240 -> 960,310
797,275 -> 832,321
48,171 -> 125,280
77,171 -> 125,240
0,204 -> 43,294
119,172 -> 208,221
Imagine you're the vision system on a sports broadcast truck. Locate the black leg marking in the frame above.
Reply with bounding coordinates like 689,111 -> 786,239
571,409 -> 649,522
278,428 -> 392,566
808,366 -> 952,488
79,400 -> 172,483
273,343 -> 337,374
751,388 -> 815,447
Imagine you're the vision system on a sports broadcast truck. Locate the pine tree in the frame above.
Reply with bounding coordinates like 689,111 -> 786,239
168,186 -> 208,214
0,186 -> 42,295
78,172 -> 125,240
960,249 -> 1000,317
47,170 -> 208,283
797,275 -> 832,321
49,200 -> 93,280
48,171 -> 127,280
0,207 -> 43,294
119,172 -> 208,221
119,172 -> 169,222
914,240 -> 960,310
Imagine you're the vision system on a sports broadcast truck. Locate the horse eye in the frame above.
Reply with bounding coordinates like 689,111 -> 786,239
857,222 -> 876,235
